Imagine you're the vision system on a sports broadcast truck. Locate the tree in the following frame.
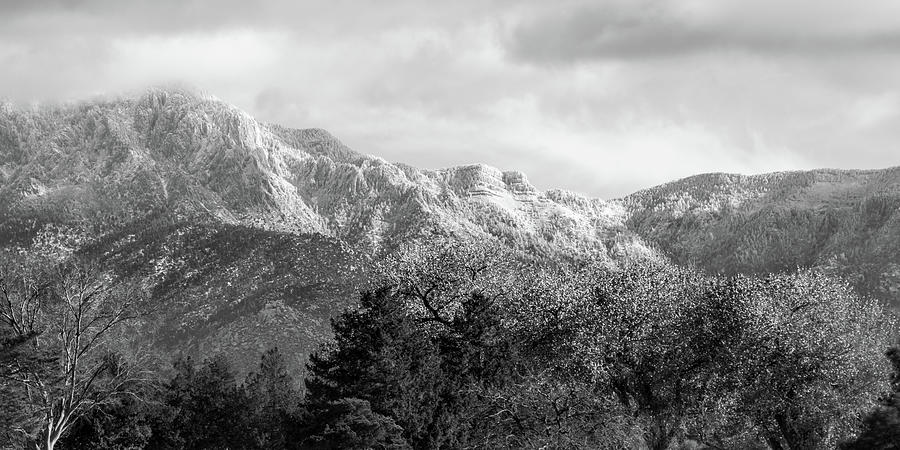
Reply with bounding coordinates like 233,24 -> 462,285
377,239 -> 530,444
306,241 -> 896,449
374,237 -> 519,326
551,262 -> 895,450
563,261 -> 717,450
0,253 -> 149,450
484,262 -> 645,449
304,288 -> 438,448
839,346 -> 900,450
1,253 -> 53,449
717,271 -> 894,449
480,367 -> 640,449
56,394 -> 154,450
244,347 -> 302,448
298,398 -> 409,450
324,242 -> 686,449
156,355 -> 253,450
56,350 -> 307,450
306,238 -> 523,448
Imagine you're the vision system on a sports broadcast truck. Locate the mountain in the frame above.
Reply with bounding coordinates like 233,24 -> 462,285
1,88 -> 897,371
623,169 -> 900,304
0,89 -> 644,258
0,89 -> 647,372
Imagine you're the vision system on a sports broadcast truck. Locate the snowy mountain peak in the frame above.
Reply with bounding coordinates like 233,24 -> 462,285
0,89 -> 637,259
2,88 -> 900,375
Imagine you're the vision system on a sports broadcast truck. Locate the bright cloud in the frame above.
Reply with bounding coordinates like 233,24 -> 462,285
1,0 -> 898,198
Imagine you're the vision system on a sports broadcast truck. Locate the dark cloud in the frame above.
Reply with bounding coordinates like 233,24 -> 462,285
508,1 -> 900,63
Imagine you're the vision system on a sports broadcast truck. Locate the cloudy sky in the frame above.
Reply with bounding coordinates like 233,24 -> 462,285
2,0 -> 899,198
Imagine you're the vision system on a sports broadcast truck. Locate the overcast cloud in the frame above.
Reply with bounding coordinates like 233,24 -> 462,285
1,0 -> 898,198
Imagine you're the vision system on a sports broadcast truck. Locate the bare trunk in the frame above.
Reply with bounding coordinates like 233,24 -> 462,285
46,428 -> 62,450
39,413 -> 67,450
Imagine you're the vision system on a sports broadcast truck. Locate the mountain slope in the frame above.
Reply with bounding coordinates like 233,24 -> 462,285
623,168 -> 900,304
0,89 -> 645,371
0,89 -> 640,258
2,89 -> 898,371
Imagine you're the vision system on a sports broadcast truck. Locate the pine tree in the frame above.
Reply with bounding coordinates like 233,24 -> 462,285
245,347 -> 301,448
159,355 -> 253,449
298,398 -> 409,450
304,288 -> 436,447
305,283 -> 516,448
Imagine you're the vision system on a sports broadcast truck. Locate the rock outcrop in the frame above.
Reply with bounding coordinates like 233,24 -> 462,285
2,88 -> 898,372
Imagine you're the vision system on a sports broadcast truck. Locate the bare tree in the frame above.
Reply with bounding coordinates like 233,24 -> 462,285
0,253 -> 149,450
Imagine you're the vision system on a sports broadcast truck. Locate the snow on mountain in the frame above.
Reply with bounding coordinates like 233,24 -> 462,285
0,88 -> 634,260
623,168 -> 900,304
2,88 -> 898,371
0,89 -> 637,371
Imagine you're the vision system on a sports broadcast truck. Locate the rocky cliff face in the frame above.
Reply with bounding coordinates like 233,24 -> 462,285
0,89 -> 636,259
2,89 -> 898,371
0,89 -> 641,371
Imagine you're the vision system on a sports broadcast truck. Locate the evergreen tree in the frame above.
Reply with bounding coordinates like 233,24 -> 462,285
305,284 -> 516,448
298,398 -> 408,450
305,288 -> 437,447
244,347 -> 301,449
157,355 -> 253,449
57,395 -> 154,450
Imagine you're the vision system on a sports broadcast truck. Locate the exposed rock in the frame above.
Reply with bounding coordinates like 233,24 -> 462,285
2,88 -> 898,373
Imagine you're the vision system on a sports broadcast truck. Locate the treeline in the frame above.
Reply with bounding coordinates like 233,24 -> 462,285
2,241 -> 900,449
58,350 -> 304,450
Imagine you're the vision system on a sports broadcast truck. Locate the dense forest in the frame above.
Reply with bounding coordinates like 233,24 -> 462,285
2,239 -> 899,449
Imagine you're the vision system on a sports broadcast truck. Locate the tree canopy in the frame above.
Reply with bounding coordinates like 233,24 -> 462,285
3,239 -> 896,449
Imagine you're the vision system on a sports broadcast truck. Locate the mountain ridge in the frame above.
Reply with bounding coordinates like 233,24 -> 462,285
2,88 -> 898,371
623,166 -> 900,304
0,88 -> 641,259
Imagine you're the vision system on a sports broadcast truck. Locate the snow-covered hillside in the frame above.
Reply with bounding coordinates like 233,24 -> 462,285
2,88 -> 898,371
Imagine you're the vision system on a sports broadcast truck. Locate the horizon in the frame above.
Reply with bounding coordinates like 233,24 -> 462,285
3,85 -> 899,200
3,3 -> 900,447
2,1 -> 900,197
